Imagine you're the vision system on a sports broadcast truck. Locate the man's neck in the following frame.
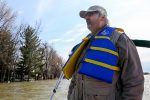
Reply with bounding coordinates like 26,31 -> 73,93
91,29 -> 101,36
91,25 -> 107,36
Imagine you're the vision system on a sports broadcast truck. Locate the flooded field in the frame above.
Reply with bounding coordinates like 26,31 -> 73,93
0,79 -> 69,100
0,75 -> 149,100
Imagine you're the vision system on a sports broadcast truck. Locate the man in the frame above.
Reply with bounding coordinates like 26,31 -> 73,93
66,5 -> 144,100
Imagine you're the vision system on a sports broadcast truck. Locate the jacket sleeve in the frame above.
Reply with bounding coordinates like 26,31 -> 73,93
117,33 -> 144,100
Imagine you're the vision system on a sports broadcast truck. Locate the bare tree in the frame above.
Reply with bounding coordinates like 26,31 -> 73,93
0,0 -> 17,82
0,0 -> 16,31
42,43 -> 64,79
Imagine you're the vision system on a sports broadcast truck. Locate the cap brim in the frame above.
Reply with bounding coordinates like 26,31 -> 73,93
79,11 -> 87,18
79,10 -> 97,18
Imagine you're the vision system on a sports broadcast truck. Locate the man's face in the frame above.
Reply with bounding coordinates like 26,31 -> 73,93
84,11 -> 102,32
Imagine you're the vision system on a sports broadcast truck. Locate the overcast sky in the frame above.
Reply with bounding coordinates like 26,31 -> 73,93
6,0 -> 150,72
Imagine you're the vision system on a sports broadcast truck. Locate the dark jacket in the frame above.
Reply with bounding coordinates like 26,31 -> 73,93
67,30 -> 144,100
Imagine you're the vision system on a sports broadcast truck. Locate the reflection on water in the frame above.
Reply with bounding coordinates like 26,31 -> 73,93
0,75 -> 149,100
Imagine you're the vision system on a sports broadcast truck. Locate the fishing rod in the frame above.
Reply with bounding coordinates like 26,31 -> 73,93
50,72 -> 64,100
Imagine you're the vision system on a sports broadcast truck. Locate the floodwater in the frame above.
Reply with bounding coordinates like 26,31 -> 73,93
0,75 -> 149,100
0,79 -> 70,100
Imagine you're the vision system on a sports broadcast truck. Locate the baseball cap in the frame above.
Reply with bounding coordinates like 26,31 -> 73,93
79,5 -> 107,18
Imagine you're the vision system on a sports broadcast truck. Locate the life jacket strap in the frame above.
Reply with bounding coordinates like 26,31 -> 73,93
116,28 -> 124,33
95,36 -> 110,40
90,46 -> 118,57
84,58 -> 120,71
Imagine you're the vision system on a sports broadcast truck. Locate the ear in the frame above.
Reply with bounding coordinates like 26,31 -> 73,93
100,16 -> 105,21
98,16 -> 107,27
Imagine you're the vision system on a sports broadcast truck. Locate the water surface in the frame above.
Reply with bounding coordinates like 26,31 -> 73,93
0,75 -> 149,100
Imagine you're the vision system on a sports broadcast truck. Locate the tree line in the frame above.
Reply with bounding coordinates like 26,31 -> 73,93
0,1 -> 64,82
